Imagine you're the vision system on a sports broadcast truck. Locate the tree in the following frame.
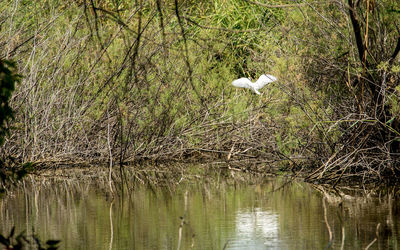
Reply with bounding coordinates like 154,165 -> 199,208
0,59 -> 20,145
302,0 -> 400,184
347,0 -> 400,153
0,59 -> 26,194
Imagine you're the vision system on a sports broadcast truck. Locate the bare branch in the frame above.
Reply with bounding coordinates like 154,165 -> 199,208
6,13 -> 62,58
92,7 -> 135,33
389,36 -> 400,66
174,0 -> 205,109
348,0 -> 366,66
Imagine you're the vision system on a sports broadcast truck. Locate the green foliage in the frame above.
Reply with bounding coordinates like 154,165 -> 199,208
0,162 -> 33,195
391,65 -> 400,73
182,0 -> 284,79
0,227 -> 60,250
3,0 -> 397,175
0,59 -> 20,145
0,59 -> 33,194
388,85 -> 400,118
0,227 -> 26,250
1,0 -> 302,161
34,238 -> 61,250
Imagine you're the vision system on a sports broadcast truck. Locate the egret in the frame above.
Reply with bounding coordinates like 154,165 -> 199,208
232,74 -> 277,95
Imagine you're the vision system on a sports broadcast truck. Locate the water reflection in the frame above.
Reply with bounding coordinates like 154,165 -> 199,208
0,177 -> 399,249
232,209 -> 279,249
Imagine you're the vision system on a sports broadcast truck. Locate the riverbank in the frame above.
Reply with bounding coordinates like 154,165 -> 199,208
1,0 -> 399,189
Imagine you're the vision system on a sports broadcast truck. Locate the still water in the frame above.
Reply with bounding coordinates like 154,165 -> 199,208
1,177 -> 399,249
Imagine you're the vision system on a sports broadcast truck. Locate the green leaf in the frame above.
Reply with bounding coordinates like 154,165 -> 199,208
386,117 -> 395,125
388,8 -> 400,14
46,240 -> 61,246
0,234 -> 10,246
8,226 -> 15,238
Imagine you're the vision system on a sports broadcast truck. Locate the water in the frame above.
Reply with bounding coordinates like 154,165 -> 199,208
0,177 -> 399,249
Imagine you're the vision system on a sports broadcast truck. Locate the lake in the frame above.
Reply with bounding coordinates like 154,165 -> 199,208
0,174 -> 399,249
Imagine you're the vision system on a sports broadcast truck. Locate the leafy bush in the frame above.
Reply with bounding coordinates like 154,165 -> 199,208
0,59 -> 20,145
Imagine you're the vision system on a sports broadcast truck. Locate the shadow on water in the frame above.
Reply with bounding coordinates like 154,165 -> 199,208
0,166 -> 399,249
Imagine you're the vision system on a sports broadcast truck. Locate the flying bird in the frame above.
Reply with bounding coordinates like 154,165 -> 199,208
232,74 -> 277,95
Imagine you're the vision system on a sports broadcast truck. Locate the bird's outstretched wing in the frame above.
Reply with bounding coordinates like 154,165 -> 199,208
253,74 -> 277,90
232,78 -> 252,89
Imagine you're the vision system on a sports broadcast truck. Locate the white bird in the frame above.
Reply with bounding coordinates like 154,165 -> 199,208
232,74 -> 277,95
